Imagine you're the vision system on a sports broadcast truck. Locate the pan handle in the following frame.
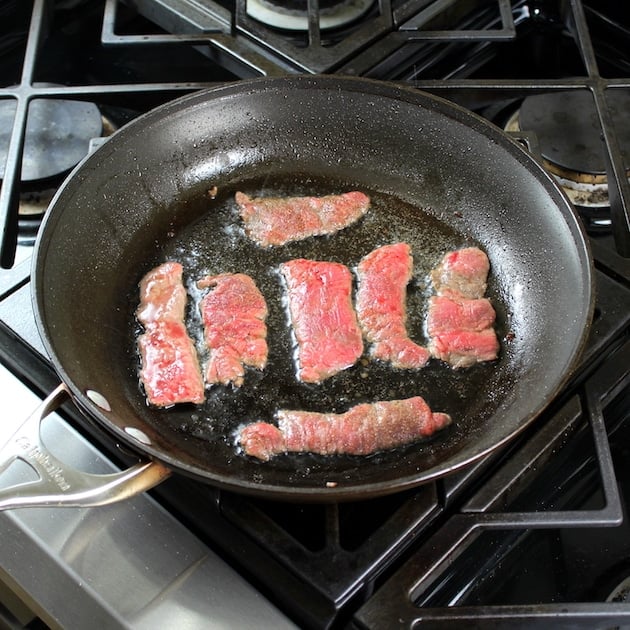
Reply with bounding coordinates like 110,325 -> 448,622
0,383 -> 171,511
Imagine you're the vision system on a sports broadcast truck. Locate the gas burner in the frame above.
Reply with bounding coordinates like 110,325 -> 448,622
16,196 -> 54,247
14,110 -> 117,248
246,0 -> 373,30
15,112 -> 115,205
0,92 -> 103,189
0,91 -> 117,245
504,90 -> 630,220
14,109 -> 116,237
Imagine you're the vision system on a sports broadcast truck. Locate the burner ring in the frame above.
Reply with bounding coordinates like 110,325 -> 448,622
504,93 -> 630,210
246,0 -> 374,30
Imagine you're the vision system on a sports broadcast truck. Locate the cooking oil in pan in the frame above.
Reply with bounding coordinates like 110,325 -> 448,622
129,172 -> 510,459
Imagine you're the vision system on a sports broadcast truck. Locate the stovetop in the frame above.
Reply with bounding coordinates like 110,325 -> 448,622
1,1 -> 630,629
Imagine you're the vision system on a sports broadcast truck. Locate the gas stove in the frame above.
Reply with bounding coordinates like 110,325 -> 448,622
1,1 -> 630,628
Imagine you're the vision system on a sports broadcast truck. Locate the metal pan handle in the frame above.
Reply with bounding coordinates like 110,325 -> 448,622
0,383 -> 171,511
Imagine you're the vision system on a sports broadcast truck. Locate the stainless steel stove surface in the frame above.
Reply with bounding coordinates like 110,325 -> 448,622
0,365 -> 297,629
1,0 -> 630,628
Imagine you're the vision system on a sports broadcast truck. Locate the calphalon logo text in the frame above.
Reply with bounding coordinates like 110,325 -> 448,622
15,437 -> 71,491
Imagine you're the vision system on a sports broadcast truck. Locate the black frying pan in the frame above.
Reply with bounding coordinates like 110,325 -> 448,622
28,75 -> 592,502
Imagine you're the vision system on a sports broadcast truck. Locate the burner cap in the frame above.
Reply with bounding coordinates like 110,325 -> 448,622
518,90 -> 630,176
246,0 -> 373,30
0,95 -> 102,184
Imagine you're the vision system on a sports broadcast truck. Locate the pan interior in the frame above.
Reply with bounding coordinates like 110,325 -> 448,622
129,174 -> 511,471
33,77 -> 592,500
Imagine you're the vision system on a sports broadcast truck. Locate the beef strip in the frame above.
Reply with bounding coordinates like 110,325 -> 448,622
355,242 -> 430,369
280,258 -> 363,383
427,248 -> 499,368
235,190 -> 370,247
137,260 -> 188,326
239,396 -> 452,461
429,328 -> 500,369
198,273 -> 268,387
430,247 -> 490,299
136,262 -> 205,406
426,295 -> 496,335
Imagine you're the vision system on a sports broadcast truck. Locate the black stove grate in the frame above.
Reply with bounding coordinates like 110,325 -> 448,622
356,336 -> 630,628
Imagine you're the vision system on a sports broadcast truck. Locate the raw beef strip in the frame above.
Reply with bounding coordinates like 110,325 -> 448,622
198,273 -> 268,387
137,322 -> 206,407
427,248 -> 499,368
235,190 -> 370,247
137,260 -> 188,325
426,296 -> 496,336
429,328 -> 500,369
136,262 -> 205,406
430,247 -> 490,299
239,396 -> 452,461
355,243 -> 430,369
280,259 -> 363,383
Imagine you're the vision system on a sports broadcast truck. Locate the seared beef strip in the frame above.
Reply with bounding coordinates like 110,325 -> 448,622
430,247 -> 490,299
427,248 -> 499,368
239,396 -> 452,461
280,259 -> 363,383
426,295 -> 496,335
429,328 -> 500,369
137,260 -> 189,326
235,190 -> 370,247
136,262 -> 205,406
355,243 -> 430,369
198,273 -> 268,387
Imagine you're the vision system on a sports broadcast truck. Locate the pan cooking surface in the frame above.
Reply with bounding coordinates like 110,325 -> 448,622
126,173 -> 512,478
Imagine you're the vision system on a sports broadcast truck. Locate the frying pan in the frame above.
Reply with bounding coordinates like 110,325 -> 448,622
0,75 -> 593,507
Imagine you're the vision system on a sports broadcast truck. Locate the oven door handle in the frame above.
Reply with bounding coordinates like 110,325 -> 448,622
0,384 -> 171,511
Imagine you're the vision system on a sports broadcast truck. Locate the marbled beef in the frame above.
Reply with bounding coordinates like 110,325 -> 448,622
426,295 -> 496,335
280,259 -> 363,383
430,247 -> 490,299
355,243 -> 430,369
239,396 -> 452,461
198,273 -> 268,387
136,262 -> 205,406
235,190 -> 370,247
429,328 -> 500,369
427,248 -> 499,368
